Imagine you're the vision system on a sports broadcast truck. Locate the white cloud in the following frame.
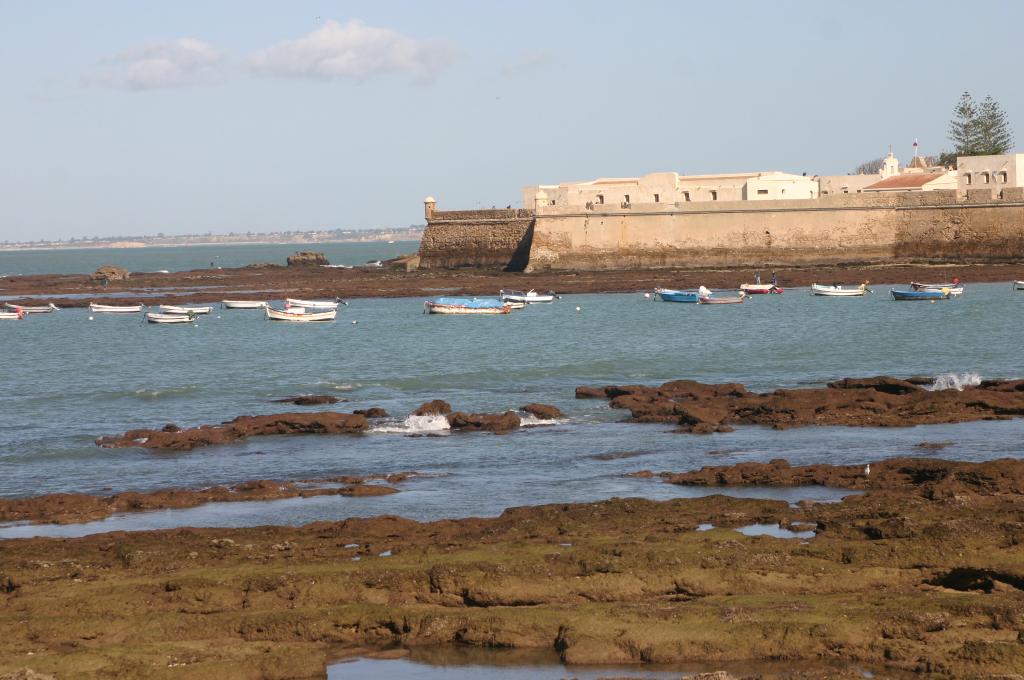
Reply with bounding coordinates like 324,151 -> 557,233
501,50 -> 555,78
86,38 -> 225,91
247,19 -> 456,83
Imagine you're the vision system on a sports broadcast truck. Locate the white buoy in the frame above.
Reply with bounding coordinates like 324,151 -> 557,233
575,305 -> 581,313
643,292 -> 651,299
88,316 -> 94,321
351,320 -> 358,324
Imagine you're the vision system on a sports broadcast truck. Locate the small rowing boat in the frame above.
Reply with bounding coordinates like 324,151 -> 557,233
811,283 -> 869,297
285,297 -> 346,309
739,283 -> 783,294
911,281 -> 963,296
146,312 -> 197,324
0,308 -> 26,320
891,288 -> 950,301
699,291 -> 746,304
158,305 -> 212,315
222,300 -> 267,309
424,297 -> 511,315
654,288 -> 699,303
3,302 -> 59,313
265,306 -> 337,322
499,289 -> 556,304
89,303 -> 143,313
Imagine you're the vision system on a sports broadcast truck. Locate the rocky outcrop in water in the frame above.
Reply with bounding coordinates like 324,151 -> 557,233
89,264 -> 129,283
273,395 -> 340,405
96,412 -> 369,451
412,400 -> 452,416
521,403 -> 564,420
286,251 -> 328,266
446,411 -> 521,433
577,376 -> 1024,432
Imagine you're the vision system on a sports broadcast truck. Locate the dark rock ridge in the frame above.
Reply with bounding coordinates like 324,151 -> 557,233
656,457 -> 1024,498
0,474 -> 413,525
577,376 -> 1024,432
521,403 -> 565,420
353,407 -> 389,418
96,412 -> 369,451
273,395 -> 340,405
447,411 -> 521,433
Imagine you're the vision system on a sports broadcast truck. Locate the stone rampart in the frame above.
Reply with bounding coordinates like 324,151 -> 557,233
418,209 -> 535,270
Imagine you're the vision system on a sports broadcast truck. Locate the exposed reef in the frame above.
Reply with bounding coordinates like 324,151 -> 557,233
577,376 -> 1024,432
2,458 -> 1023,678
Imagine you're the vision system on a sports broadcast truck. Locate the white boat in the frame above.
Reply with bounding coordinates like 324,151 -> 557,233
698,291 -> 746,304
500,289 -> 556,304
911,281 -> 964,296
265,306 -> 337,322
424,297 -> 511,315
89,303 -> 143,313
739,283 -> 783,295
506,301 -> 526,310
811,283 -> 869,297
3,302 -> 58,313
1015,280 -> 1024,291
285,297 -> 345,309
146,312 -> 196,324
222,300 -> 267,309
0,309 -> 26,320
159,305 -> 212,315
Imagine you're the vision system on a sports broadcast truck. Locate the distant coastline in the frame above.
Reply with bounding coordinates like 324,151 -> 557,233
0,227 -> 423,252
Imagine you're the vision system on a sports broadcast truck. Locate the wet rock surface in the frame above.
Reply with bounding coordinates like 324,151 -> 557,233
95,412 -> 369,450
272,395 -> 340,405
0,474 -> 413,525
521,403 -> 565,420
577,376 -> 1024,432
353,407 -> 389,418
412,400 -> 452,416
446,410 -> 521,433
2,458 -> 1023,679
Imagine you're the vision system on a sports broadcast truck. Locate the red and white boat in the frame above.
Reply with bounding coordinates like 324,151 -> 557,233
739,283 -> 783,294
0,307 -> 27,320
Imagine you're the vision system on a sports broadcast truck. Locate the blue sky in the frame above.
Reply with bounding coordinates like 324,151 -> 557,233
1,0 -> 1020,241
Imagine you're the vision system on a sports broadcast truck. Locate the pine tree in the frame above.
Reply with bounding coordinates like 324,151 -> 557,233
948,91 -> 979,155
976,95 -> 1014,155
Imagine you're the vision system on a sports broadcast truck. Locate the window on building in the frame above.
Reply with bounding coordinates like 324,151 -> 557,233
597,194 -> 604,204
653,193 -> 660,203
710,190 -> 718,201
624,194 -> 630,204
964,173 -> 972,185
980,172 -> 990,184
999,171 -> 1008,183
683,191 -> 690,202
756,189 -> 768,195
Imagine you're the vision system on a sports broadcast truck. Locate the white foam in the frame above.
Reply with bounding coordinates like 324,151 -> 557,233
928,372 -> 982,391
519,414 -> 561,427
370,414 -> 451,434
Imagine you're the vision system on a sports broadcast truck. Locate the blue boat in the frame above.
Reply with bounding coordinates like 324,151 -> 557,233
655,288 -> 700,303
890,288 -> 949,301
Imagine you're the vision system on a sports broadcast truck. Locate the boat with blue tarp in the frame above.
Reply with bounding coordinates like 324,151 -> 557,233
424,297 -> 511,315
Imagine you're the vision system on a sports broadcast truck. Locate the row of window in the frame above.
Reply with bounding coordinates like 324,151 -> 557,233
964,171 -> 1009,185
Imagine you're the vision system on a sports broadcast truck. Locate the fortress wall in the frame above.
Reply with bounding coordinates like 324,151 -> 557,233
526,191 -> 1024,270
418,209 -> 535,270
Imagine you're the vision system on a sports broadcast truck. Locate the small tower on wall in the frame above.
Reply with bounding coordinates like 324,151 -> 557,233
424,196 -> 436,220
534,189 -> 549,211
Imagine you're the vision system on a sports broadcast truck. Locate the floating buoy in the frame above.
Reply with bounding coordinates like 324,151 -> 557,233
643,292 -> 651,299
351,320 -> 358,324
575,305 -> 581,313
88,316 -> 94,321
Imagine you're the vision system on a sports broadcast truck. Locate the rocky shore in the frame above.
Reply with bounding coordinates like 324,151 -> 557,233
577,376 -> 1024,432
2,261 -> 1021,307
1,458 -> 1023,678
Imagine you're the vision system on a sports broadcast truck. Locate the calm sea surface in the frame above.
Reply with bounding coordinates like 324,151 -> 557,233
0,241 -> 419,275
2,279 -> 1023,538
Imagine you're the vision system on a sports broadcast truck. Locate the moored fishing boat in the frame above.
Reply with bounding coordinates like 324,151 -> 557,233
158,305 -> 212,315
911,280 -> 963,296
499,289 -> 557,304
89,303 -> 143,313
811,283 -> 869,297
0,308 -> 27,320
285,297 -> 345,309
222,300 -> 267,309
654,288 -> 700,303
891,288 -> 950,301
739,283 -> 783,294
265,306 -> 337,322
1015,280 -> 1024,291
699,291 -> 746,304
146,312 -> 197,324
3,302 -> 59,313
424,297 -> 511,315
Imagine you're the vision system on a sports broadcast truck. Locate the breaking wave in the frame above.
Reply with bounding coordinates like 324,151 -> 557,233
928,372 -> 982,391
128,385 -> 200,400
519,414 -> 562,427
370,414 -> 451,435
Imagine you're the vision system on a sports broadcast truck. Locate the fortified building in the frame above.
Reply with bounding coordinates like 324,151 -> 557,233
418,152 -> 1024,271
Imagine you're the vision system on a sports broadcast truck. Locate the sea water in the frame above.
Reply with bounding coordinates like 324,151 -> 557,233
2,282 -> 1023,537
